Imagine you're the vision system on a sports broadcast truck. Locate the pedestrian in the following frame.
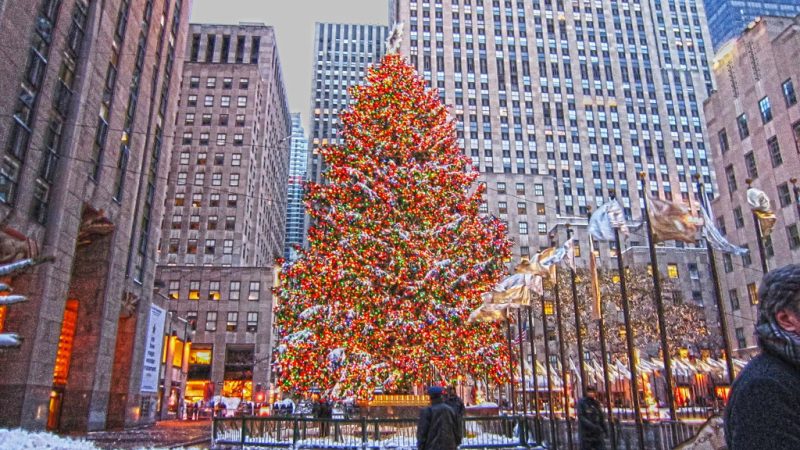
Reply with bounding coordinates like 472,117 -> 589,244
577,386 -> 607,450
318,398 -> 333,437
417,386 -> 462,450
444,386 -> 465,422
186,401 -> 194,421
724,264 -> 800,450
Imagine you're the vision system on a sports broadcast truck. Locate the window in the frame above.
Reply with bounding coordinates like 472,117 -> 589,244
747,282 -> 758,305
538,222 -> 547,234
196,152 -> 207,165
758,96 -> 772,123
248,281 -> 260,301
735,327 -> 746,349
239,78 -> 249,89
688,263 -> 699,280
179,152 -> 190,165
231,154 -> 241,166
520,246 -> 530,256
237,96 -> 247,107
497,182 -> 506,194
207,215 -> 218,230
783,79 -> 797,106
741,246 -> 752,267
190,215 -> 200,230
193,172 -> 205,186
221,96 -> 230,107
225,216 -> 235,230
202,113 -> 212,125
182,132 -> 192,145
210,193 -> 220,207
186,312 -> 197,331
171,214 -> 182,229
717,129 -> 729,154
199,133 -> 209,145
189,76 -> 199,88
187,95 -> 197,107
725,165 -> 739,193
498,201 -> 508,214
729,289 -> 740,311
214,154 -> 224,166
765,235 -> 775,258
174,193 -> 185,206
537,203 -> 546,215
226,312 -> 238,332
534,184 -> 544,196
177,172 -> 187,185
235,114 -> 246,126
767,137 -> 782,167
733,207 -> 744,228
185,113 -> 195,125
744,152 -> 758,179
227,194 -> 238,207
778,183 -> 792,207
223,239 -> 233,254
246,312 -> 258,332
517,202 -> 527,214
788,224 -> 800,249
209,281 -> 221,300
515,183 -> 525,195
223,77 -> 233,89
233,134 -> 244,146
168,281 -> 180,300
194,194 -> 205,209
218,114 -> 229,126
206,77 -> 216,88
189,281 -> 200,300
737,114 -> 749,139
187,239 -> 198,254
204,95 -> 214,107
216,133 -> 227,146
229,173 -> 240,186
227,281 -> 241,302
205,239 -> 215,254
723,253 -> 733,273
205,311 -> 217,331
168,238 -> 179,253
519,222 -> 528,235
667,263 -> 679,279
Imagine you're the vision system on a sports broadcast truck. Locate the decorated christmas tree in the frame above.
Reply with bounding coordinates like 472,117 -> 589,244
273,53 -> 513,400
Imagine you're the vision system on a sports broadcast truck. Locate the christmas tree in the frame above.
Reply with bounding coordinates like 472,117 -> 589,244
273,53 -> 513,400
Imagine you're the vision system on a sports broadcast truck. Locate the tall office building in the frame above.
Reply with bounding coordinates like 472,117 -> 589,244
155,23 -> 291,404
705,15 -> 800,356
308,23 -> 389,185
0,0 -> 189,431
389,0 -> 725,350
704,0 -> 800,50
285,113 -> 307,261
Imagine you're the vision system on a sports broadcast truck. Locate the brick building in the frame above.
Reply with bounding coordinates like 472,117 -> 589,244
704,14 -> 800,356
0,0 -> 189,431
155,23 -> 291,405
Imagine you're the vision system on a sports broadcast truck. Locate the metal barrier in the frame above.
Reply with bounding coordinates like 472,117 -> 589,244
212,416 -> 534,449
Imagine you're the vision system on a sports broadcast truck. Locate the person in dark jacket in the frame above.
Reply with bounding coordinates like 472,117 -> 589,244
724,264 -> 800,450
444,386 -> 465,422
577,386 -> 607,450
417,386 -> 462,450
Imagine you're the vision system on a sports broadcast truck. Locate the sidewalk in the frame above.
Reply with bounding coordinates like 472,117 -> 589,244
81,419 -> 211,449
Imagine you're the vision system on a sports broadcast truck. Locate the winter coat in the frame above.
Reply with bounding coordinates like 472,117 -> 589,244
444,395 -> 465,421
577,396 -> 607,445
417,398 -> 462,450
724,351 -> 800,450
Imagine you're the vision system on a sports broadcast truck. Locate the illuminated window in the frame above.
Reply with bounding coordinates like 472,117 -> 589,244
174,193 -> 185,206
168,281 -> 180,300
192,193 -> 202,207
187,239 -> 198,254
544,301 -> 553,315
226,312 -> 238,332
189,281 -> 200,300
747,283 -> 758,305
209,281 -> 220,300
667,264 -> 679,279
52,299 -> 79,386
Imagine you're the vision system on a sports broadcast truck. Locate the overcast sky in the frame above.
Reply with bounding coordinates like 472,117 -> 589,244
190,1 -> 390,128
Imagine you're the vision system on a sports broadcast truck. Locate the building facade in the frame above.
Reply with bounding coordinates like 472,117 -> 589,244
284,113 -> 307,261
307,23 -> 389,185
704,0 -> 800,50
155,23 -> 291,405
704,15 -> 800,356
0,0 -> 189,431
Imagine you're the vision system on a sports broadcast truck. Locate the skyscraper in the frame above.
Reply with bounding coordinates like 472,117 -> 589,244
705,14 -> 800,356
285,113 -> 307,261
704,0 -> 800,50
155,23 -> 291,405
0,0 -> 189,431
308,23 -> 389,185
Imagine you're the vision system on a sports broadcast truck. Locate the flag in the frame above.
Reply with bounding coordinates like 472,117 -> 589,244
747,188 -> 777,237
588,200 -> 628,241
588,237 -> 602,321
517,252 -> 556,282
700,194 -> 748,256
539,239 -> 576,271
481,273 -> 537,307
467,303 -> 509,323
647,196 -> 703,244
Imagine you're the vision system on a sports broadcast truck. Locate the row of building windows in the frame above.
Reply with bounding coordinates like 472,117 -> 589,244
186,95 -> 249,108
166,237 -> 235,256
189,33 -> 261,65
174,192 -> 239,208
182,310 -> 260,333
185,113 -> 248,127
178,152 -> 242,167
718,79 -> 797,153
176,171 -> 240,186
168,280 -> 260,301
188,76 -> 249,90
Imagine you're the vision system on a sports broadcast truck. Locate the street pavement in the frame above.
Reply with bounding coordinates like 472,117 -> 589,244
79,419 -> 210,449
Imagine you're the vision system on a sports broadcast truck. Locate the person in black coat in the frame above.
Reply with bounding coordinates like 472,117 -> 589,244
444,386 -> 465,421
724,264 -> 800,450
417,386 -> 462,450
577,386 -> 607,450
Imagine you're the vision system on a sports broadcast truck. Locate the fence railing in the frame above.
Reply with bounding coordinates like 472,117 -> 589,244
212,415 -> 702,449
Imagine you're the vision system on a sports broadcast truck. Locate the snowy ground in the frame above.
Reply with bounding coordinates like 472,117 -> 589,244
0,428 -> 207,450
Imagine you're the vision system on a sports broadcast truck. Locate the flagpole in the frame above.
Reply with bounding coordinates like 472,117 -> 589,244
527,306 -> 543,440
587,207 -> 617,450
517,308 -> 529,421
565,224 -> 588,397
745,179 -> 770,274
638,172 -> 678,428
550,247 -> 574,450
695,176 -> 736,387
539,288 -> 559,449
506,315 -> 518,415
791,177 -> 800,220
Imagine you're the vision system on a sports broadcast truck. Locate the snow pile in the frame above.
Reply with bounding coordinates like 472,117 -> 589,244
0,429 -> 101,450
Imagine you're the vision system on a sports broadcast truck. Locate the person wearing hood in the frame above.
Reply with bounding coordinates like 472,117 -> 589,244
417,386 -> 462,450
724,264 -> 800,449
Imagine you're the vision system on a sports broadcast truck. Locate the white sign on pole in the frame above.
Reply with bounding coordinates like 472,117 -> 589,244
141,304 -> 167,392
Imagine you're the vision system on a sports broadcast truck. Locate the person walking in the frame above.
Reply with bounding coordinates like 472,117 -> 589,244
444,386 -> 465,422
417,386 -> 462,450
577,386 -> 607,450
724,264 -> 800,450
